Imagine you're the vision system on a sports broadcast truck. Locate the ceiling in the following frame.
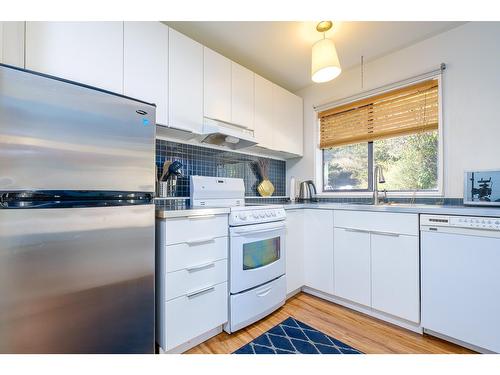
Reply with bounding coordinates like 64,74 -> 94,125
164,21 -> 465,92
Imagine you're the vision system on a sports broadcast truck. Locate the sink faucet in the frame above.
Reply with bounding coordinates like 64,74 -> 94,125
373,165 -> 386,205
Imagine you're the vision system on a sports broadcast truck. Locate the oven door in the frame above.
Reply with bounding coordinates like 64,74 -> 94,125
229,221 -> 286,294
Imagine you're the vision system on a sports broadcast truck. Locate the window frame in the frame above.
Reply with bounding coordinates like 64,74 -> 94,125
321,142 -> 374,193
315,75 -> 444,197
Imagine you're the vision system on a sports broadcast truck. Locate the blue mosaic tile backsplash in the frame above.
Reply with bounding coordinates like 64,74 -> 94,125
155,140 -> 286,197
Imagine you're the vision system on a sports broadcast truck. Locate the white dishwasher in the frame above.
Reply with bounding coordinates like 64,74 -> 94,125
421,214 -> 500,353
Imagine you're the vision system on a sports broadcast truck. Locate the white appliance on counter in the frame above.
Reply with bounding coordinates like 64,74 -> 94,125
190,176 -> 287,333
421,214 -> 500,353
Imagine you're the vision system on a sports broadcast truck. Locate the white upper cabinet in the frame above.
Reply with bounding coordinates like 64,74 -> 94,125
168,28 -> 203,134
231,62 -> 254,130
204,47 -> 231,123
288,93 -> 303,156
303,209 -> 334,295
124,22 -> 168,126
25,22 -> 124,93
254,74 -> 274,149
0,21 -> 25,68
18,22 -> 302,156
272,84 -> 303,156
271,84 -> 288,151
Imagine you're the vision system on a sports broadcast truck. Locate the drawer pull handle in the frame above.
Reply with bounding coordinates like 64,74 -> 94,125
186,237 -> 216,246
256,287 -> 272,297
186,286 -> 216,299
187,214 -> 216,220
186,262 -> 215,272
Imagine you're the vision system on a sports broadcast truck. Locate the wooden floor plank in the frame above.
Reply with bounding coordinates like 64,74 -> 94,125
186,292 -> 474,354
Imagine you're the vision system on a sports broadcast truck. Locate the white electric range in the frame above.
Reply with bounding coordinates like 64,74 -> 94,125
190,176 -> 287,333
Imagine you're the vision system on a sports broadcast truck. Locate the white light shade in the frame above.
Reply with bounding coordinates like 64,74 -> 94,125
311,38 -> 341,83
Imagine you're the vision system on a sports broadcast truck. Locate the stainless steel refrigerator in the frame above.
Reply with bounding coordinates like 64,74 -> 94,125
0,64 -> 156,353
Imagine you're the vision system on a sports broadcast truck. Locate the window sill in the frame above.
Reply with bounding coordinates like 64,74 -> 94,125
318,191 -> 444,198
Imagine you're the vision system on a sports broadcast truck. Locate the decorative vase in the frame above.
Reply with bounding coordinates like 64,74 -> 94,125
258,179 -> 275,197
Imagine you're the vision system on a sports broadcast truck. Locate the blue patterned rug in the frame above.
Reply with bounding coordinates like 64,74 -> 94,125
233,317 -> 363,354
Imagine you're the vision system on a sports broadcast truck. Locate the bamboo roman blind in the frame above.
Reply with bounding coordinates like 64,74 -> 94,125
319,79 -> 439,149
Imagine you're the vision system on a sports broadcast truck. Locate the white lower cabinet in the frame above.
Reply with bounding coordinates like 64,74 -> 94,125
156,214 -> 229,352
333,227 -> 371,306
164,214 -> 228,245
371,233 -> 419,323
165,282 -> 228,351
285,210 -> 304,294
166,259 -> 228,301
303,209 -> 334,295
333,210 -> 420,323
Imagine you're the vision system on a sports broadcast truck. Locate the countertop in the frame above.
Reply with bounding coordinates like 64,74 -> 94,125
155,200 -> 500,219
281,202 -> 500,218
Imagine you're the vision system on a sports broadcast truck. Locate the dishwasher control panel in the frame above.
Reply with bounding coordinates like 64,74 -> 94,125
421,214 -> 500,231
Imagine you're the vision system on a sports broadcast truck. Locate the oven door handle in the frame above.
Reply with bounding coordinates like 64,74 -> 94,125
232,222 -> 286,235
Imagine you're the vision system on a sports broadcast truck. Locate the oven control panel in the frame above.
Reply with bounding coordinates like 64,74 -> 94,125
229,207 -> 286,226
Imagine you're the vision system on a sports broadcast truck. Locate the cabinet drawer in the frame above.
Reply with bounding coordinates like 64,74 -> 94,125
165,236 -> 228,273
334,210 -> 418,236
165,282 -> 228,351
165,214 -> 228,245
166,259 -> 228,301
229,275 -> 286,332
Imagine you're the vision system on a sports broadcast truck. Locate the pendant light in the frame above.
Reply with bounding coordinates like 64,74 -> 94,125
311,21 -> 341,83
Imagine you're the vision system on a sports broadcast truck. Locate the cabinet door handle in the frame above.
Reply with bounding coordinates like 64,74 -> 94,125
371,230 -> 400,237
186,237 -> 216,246
186,262 -> 216,272
343,228 -> 400,237
186,286 -> 216,299
345,228 -> 370,234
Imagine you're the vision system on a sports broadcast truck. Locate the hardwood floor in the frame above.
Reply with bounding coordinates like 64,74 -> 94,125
187,292 -> 474,354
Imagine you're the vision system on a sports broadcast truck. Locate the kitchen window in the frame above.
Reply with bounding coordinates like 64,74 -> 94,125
319,79 -> 441,193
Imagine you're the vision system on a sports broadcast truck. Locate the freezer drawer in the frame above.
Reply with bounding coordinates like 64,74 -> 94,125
0,64 -> 155,192
0,204 -> 155,353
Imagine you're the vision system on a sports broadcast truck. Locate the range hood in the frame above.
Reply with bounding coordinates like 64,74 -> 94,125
200,117 -> 257,150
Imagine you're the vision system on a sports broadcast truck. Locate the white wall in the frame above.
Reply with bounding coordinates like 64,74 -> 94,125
288,22 -> 500,198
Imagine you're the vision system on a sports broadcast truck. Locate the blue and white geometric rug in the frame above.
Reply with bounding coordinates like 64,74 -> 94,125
233,317 -> 363,354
